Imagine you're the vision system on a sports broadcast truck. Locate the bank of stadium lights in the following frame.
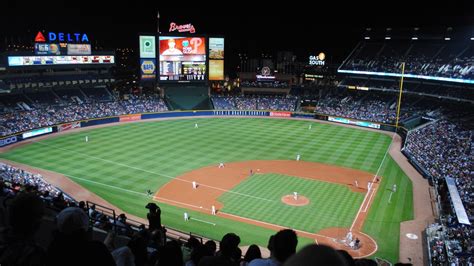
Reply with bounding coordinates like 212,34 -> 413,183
385,36 -> 391,40
445,37 -> 451,41
471,37 -> 474,41
411,37 -> 418,40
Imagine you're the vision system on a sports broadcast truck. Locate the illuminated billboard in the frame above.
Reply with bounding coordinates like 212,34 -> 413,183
67,44 -> 92,55
140,59 -> 157,80
209,60 -> 224,80
159,36 -> 206,81
35,43 -> 62,55
209,38 -> 224,59
8,55 -> 115,67
139,36 -> 156,58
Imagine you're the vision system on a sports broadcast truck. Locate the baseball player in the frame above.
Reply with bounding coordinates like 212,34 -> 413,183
346,230 -> 353,243
85,136 -> 89,142
392,184 -> 397,192
355,180 -> 359,188
192,181 -> 197,189
296,154 -> 301,161
195,123 -> 198,128
367,181 -> 372,191
308,124 -> 312,130
211,205 -> 216,215
184,212 -> 189,221
146,189 -> 153,197
219,162 -> 225,168
293,191 -> 298,200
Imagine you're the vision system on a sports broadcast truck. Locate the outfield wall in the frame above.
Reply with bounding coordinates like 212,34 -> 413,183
0,110 -> 398,148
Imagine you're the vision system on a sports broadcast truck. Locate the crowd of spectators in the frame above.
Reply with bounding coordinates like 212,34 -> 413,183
314,93 -> 415,124
404,120 -> 473,264
341,41 -> 474,80
212,95 -> 297,111
0,95 -> 168,136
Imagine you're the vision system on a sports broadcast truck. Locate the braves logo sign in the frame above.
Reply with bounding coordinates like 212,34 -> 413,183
169,22 -> 196,33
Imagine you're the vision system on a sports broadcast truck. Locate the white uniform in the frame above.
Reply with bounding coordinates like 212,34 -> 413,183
293,191 -> 298,200
211,205 -> 216,215
184,212 -> 189,221
296,154 -> 301,161
392,184 -> 397,192
85,136 -> 88,142
192,181 -> 197,189
355,180 -> 359,188
346,231 -> 353,243
367,182 -> 372,190
309,124 -> 312,130
219,162 -> 225,168
195,123 -> 198,128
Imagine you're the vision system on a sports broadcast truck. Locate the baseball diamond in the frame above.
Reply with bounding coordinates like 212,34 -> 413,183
0,117 -> 414,262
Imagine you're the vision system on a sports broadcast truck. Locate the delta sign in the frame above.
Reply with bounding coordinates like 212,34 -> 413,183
35,31 -> 90,43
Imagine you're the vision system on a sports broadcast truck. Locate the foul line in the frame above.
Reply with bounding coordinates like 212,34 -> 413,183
350,130 -> 397,232
34,141 -> 274,203
190,217 -> 216,226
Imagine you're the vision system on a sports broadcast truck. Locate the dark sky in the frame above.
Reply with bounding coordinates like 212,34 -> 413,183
2,1 -> 473,64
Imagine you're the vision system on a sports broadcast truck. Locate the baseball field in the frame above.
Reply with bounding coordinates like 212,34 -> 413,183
0,117 -> 413,262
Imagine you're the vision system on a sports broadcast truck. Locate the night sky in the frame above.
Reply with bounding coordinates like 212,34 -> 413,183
2,1 -> 473,65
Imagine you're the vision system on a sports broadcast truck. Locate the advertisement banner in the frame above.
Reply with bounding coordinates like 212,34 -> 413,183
58,122 -> 81,132
139,36 -> 156,58
269,111 -> 292,117
213,110 -> 269,116
120,114 -> 141,122
209,60 -> 224,81
35,43 -> 61,55
328,116 -> 380,129
22,127 -> 53,139
67,44 -> 92,55
140,59 -> 157,80
209,38 -> 224,59
8,55 -> 114,67
0,136 -> 18,147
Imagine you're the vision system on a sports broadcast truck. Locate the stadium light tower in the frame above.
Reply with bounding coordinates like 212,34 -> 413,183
157,10 -> 160,33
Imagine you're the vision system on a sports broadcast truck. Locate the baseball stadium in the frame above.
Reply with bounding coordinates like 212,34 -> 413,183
0,7 -> 473,266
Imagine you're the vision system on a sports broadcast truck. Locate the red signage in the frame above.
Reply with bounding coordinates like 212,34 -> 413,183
169,22 -> 196,33
269,111 -> 292,117
119,114 -> 141,122
35,32 -> 46,42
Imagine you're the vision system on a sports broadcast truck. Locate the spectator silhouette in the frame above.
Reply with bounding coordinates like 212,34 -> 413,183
112,232 -> 148,266
156,239 -> 183,266
249,229 -> 297,266
241,244 -> 262,266
145,202 -> 161,232
283,244 -> 348,266
199,233 -> 241,266
0,192 -> 46,266
46,207 -> 115,266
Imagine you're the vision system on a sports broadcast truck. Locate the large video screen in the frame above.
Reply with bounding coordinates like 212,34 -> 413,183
209,38 -> 224,59
8,55 -> 115,67
159,36 -> 206,82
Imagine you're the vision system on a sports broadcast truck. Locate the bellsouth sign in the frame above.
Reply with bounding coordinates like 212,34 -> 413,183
35,31 -> 90,43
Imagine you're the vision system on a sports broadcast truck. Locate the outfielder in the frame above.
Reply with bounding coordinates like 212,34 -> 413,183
85,136 -> 89,142
308,124 -> 312,130
195,123 -> 198,128
392,184 -> 397,192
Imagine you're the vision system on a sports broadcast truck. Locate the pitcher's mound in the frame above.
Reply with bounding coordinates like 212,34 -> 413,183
281,195 -> 309,206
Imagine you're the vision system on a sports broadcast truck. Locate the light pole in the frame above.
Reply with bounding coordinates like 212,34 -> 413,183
157,11 -> 160,33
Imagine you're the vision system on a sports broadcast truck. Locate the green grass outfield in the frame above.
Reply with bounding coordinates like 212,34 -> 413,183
0,118 -> 413,262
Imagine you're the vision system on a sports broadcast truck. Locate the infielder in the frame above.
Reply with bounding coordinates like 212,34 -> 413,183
211,205 -> 216,215
192,181 -> 197,189
184,212 -> 189,221
355,180 -> 359,188
219,162 -> 225,168
296,154 -> 301,161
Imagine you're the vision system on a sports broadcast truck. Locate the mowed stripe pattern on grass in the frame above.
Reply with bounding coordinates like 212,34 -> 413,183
0,118 -> 412,262
219,173 -> 364,232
